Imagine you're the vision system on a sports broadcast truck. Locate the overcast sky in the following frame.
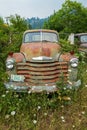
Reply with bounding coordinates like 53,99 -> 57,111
0,0 -> 87,19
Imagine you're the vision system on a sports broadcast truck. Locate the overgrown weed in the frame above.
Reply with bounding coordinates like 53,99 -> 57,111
0,54 -> 87,130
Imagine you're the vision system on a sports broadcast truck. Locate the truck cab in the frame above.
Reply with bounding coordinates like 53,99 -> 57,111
68,33 -> 87,61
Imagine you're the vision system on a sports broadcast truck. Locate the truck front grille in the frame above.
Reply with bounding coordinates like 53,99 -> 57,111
16,61 -> 68,85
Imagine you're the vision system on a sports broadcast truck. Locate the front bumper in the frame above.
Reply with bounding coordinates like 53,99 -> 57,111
4,80 -> 81,93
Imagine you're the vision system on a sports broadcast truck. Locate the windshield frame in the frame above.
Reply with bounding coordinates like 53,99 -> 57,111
23,31 -> 58,43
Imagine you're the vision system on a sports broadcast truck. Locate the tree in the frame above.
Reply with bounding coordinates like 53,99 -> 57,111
43,0 -> 87,34
9,14 -> 28,32
0,14 -> 31,58
0,17 -> 10,51
4,14 -> 31,52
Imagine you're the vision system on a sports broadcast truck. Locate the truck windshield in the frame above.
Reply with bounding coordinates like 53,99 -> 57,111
24,32 -> 58,43
80,35 -> 87,43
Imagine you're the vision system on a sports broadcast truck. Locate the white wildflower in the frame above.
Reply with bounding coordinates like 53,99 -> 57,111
69,86 -> 72,90
61,105 -> 64,108
61,116 -> 65,122
53,85 -> 56,88
81,111 -> 85,115
68,69 -> 72,72
2,94 -> 6,97
44,112 -> 47,116
85,85 -> 87,87
28,90 -> 31,94
79,119 -> 81,122
47,92 -> 49,95
62,119 -> 65,122
5,114 -> 10,119
72,125 -> 75,128
11,111 -> 16,116
19,98 -> 21,101
67,97 -> 71,101
6,91 -> 9,94
63,87 -> 66,90
33,120 -> 37,124
61,116 -> 64,120
37,106 -> 41,110
34,114 -> 36,117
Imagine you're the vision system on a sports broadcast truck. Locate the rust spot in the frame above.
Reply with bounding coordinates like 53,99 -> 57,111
61,53 -> 76,61
20,43 -> 61,60
42,47 -> 50,56
13,53 -> 25,62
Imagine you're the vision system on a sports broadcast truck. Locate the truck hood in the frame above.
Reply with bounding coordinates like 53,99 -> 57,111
20,42 -> 61,60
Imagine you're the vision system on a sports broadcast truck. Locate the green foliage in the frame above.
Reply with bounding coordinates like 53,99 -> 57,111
9,14 -> 28,32
59,38 -> 78,54
0,14 -> 30,56
0,15 -> 31,89
43,0 -> 87,33
0,18 -> 10,51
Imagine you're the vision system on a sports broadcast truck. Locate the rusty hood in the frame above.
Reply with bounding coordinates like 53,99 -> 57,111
20,42 -> 61,60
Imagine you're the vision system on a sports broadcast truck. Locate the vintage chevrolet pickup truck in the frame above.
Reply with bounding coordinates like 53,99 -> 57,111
4,29 -> 81,92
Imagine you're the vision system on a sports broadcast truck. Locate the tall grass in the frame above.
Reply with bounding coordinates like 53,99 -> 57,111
0,61 -> 87,130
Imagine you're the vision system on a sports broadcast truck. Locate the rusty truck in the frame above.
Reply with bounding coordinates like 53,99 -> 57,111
4,29 -> 81,92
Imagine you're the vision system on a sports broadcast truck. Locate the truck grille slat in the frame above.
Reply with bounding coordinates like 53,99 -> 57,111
25,78 -> 67,84
17,69 -> 68,75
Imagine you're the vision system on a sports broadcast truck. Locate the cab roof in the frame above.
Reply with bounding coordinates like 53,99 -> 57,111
24,29 -> 58,34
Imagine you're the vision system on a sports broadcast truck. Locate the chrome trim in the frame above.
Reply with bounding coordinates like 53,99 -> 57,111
32,56 -> 52,61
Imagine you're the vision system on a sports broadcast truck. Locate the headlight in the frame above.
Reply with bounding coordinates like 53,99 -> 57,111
6,59 -> 15,70
70,58 -> 78,68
